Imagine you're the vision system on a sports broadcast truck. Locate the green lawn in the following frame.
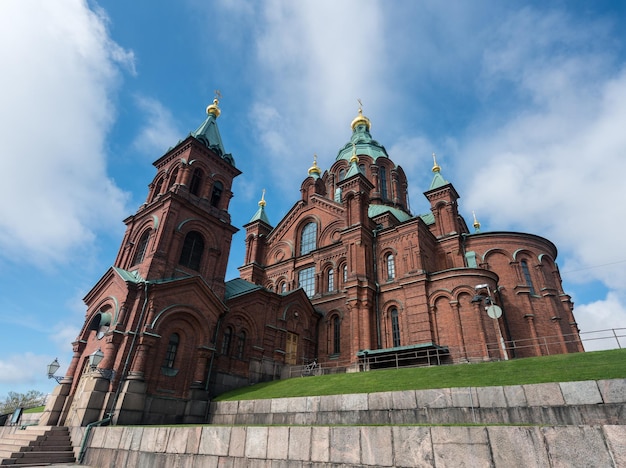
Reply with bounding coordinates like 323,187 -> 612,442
214,348 -> 626,401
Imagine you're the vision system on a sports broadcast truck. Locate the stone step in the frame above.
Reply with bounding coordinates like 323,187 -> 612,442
1,450 -> 76,464
0,427 -> 74,466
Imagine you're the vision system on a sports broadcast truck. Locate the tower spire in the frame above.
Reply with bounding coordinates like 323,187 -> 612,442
472,211 -> 481,233
308,154 -> 321,179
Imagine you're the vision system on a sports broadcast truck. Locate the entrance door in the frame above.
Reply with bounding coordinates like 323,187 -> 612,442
286,332 -> 298,365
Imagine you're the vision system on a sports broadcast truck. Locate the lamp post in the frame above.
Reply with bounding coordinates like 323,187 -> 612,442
88,348 -> 115,380
47,358 -> 63,383
474,284 -> 508,360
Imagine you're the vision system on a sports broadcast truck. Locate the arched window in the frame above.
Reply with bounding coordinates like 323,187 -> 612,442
152,177 -> 164,201
221,326 -> 232,355
236,330 -> 246,359
342,264 -> 348,284
333,316 -> 341,354
162,333 -> 179,369
379,166 -> 388,200
300,222 -> 317,255
391,308 -> 401,347
359,164 -> 366,175
298,266 -> 315,297
168,167 -> 179,190
339,169 -> 345,181
211,181 -> 223,207
279,281 -> 287,293
327,268 -> 334,293
521,260 -> 536,295
386,253 -> 396,280
189,168 -> 203,196
179,231 -> 204,271
132,229 -> 151,266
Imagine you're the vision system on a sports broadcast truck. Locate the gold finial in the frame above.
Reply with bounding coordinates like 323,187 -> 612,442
206,89 -> 222,117
350,98 -> 371,131
472,211 -> 481,232
308,154 -> 321,178
432,152 -> 441,173
350,143 -> 358,164
258,189 -> 266,207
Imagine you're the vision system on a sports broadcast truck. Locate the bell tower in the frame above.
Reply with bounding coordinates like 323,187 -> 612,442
114,98 -> 241,298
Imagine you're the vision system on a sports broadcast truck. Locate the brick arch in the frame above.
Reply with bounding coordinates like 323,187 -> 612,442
512,248 -> 537,262
175,218 -> 217,249
482,248 -> 512,264
319,220 -> 344,246
81,298 -> 119,340
267,240 -> 295,263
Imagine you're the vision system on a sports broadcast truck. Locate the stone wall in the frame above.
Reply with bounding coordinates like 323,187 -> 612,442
209,378 -> 626,426
82,424 -> 626,467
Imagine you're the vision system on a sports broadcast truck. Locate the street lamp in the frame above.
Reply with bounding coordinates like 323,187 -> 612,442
474,284 -> 508,360
47,358 -> 63,383
88,349 -> 114,380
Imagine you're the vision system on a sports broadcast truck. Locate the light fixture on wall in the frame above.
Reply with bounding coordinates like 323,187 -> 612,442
474,284 -> 508,360
46,358 -> 63,383
88,348 -> 115,380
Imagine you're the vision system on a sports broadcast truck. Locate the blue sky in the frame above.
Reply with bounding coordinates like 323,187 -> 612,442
1,1 -> 626,398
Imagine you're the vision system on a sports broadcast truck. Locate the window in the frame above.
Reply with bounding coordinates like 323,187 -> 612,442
342,264 -> 348,284
391,308 -> 401,347
386,253 -> 396,280
280,281 -> 287,293
339,169 -> 345,181
298,267 -> 315,297
211,181 -> 223,207
379,166 -> 388,200
359,164 -> 366,175
168,168 -> 179,190
300,222 -> 317,255
333,316 -> 341,354
163,333 -> 179,368
179,231 -> 204,270
189,168 -> 203,196
152,177 -> 164,201
221,326 -> 232,355
132,229 -> 151,266
521,260 -> 536,295
236,331 -> 246,359
327,268 -> 334,292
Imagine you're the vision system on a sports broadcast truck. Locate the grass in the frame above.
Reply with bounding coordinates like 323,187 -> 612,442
23,406 -> 45,413
214,348 -> 626,401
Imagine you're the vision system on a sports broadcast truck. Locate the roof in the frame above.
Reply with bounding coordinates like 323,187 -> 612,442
249,204 -> 271,225
335,122 -> 389,162
368,204 -> 413,222
112,267 -> 144,283
225,278 -> 264,300
190,110 -> 236,167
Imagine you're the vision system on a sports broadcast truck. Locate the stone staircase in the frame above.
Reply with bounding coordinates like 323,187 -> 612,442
0,426 -> 75,466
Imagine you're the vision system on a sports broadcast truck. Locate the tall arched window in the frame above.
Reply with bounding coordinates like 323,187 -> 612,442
386,253 -> 396,280
379,166 -> 388,200
236,330 -> 246,359
298,266 -> 316,297
342,264 -> 348,284
168,167 -> 179,190
189,168 -> 204,196
391,308 -> 401,347
162,333 -> 179,368
339,169 -> 345,181
521,260 -> 536,295
333,316 -> 341,354
327,268 -> 334,292
179,231 -> 204,271
152,177 -> 164,202
221,326 -> 232,355
300,222 -> 317,255
211,181 -> 224,207
132,229 -> 151,266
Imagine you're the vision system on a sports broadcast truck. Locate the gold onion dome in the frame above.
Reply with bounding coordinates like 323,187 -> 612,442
258,189 -> 266,207
473,211 -> 481,231
432,152 -> 441,173
350,107 -> 371,131
206,98 -> 221,118
308,154 -> 321,178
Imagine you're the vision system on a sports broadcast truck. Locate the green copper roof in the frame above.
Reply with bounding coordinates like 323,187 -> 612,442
419,212 -> 435,225
336,123 -> 389,162
190,108 -> 236,167
368,204 -> 413,222
429,170 -> 449,190
249,204 -> 271,225
225,278 -> 263,300
113,267 -> 144,283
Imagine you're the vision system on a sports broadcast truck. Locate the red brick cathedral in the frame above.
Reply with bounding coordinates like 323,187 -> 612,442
42,101 -> 582,426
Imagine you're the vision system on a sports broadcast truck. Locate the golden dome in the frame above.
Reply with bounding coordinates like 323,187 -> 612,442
206,98 -> 221,118
308,154 -> 321,178
432,152 -> 441,173
258,189 -> 266,207
350,107 -> 371,131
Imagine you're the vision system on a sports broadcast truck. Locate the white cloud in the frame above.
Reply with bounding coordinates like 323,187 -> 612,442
0,0 -> 132,269
575,292 -> 626,351
132,95 -> 183,156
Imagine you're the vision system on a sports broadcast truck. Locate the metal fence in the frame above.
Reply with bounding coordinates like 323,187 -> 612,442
289,327 -> 625,377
